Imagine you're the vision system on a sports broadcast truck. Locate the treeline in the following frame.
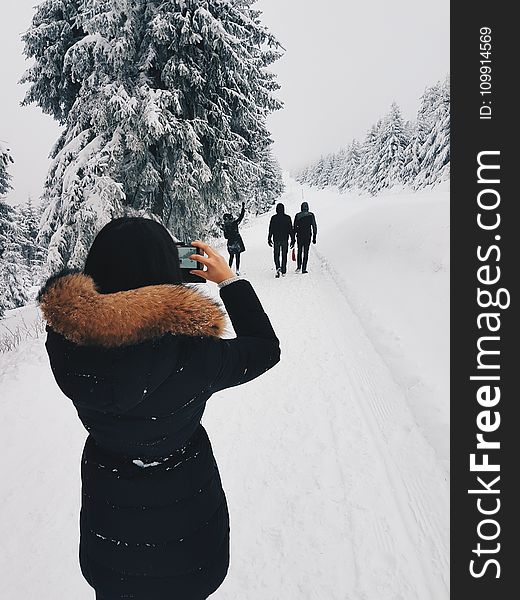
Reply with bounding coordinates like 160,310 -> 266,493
0,143 -> 46,317
296,76 -> 450,195
0,200 -> 46,317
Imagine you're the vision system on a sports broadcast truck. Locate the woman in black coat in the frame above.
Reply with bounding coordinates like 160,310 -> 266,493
221,202 -> 246,275
38,217 -> 280,600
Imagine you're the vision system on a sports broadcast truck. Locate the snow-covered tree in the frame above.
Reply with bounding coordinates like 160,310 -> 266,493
403,81 -> 440,185
17,199 -> 47,284
371,102 -> 409,193
0,239 -> 32,313
248,146 -> 285,213
402,121 -> 422,183
0,202 -> 32,316
295,165 -> 309,185
319,153 -> 337,188
1,143 -> 16,315
0,200 -> 13,266
356,121 -> 383,194
0,142 -> 14,197
22,0 -> 283,270
0,145 -> 41,315
337,139 -> 361,192
305,156 -> 324,188
414,76 -> 450,188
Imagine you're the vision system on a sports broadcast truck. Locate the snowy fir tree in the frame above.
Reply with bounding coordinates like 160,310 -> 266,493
355,121 -> 383,195
0,200 -> 32,317
329,147 -> 347,187
0,236 -> 32,314
16,199 -> 48,284
22,0 -> 284,270
295,76 -> 450,197
337,140 -> 361,192
0,143 -> 17,316
0,142 -> 14,197
371,102 -> 409,193
0,201 -> 14,291
402,121 -> 422,183
0,143 -> 47,315
249,146 -> 285,213
403,81 -> 440,186
413,76 -> 450,188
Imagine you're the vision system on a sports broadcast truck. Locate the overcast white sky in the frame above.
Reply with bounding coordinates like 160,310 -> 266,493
1,0 -> 449,205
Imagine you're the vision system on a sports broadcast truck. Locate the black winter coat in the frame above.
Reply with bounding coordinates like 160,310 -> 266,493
268,213 -> 294,244
222,205 -> 246,254
293,210 -> 318,243
39,274 -> 280,600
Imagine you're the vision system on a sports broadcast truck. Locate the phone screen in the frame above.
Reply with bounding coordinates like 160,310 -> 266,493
176,244 -> 205,283
178,246 -> 199,269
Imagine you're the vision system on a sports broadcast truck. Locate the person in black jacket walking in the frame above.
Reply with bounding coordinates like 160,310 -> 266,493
268,203 -> 294,278
222,202 -> 246,275
38,217 -> 280,600
293,201 -> 318,274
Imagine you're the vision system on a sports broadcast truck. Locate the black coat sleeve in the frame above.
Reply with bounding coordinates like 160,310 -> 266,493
268,216 -> 274,243
209,280 -> 280,393
311,213 -> 318,239
235,203 -> 246,225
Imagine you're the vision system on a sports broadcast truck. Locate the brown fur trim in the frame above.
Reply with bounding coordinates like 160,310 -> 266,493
38,273 -> 226,348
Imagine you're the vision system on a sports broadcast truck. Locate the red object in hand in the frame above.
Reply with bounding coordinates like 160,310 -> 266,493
291,248 -> 296,262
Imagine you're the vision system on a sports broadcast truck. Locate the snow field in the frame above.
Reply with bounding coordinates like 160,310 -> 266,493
0,178 -> 449,598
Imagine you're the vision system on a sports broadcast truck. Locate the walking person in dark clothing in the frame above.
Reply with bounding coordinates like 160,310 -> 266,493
293,201 -> 318,274
38,218 -> 280,600
222,201 -> 246,275
268,203 -> 295,278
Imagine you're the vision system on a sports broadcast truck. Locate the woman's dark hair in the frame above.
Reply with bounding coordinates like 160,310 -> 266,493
84,217 -> 182,294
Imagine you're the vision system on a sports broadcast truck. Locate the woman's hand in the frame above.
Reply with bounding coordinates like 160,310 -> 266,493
190,241 -> 235,284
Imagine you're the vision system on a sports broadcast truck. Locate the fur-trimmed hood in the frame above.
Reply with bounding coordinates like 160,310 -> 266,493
38,271 -> 226,348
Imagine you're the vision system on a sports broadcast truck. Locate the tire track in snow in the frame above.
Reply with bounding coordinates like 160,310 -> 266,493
311,245 -> 449,597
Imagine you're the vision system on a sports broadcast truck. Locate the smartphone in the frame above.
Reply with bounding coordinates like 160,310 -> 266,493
176,244 -> 206,284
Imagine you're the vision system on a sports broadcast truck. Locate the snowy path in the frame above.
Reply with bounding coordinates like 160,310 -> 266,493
0,184 -> 449,599
206,211 -> 449,599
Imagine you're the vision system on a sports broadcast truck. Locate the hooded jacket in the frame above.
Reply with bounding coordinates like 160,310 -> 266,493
268,203 -> 294,244
38,273 -> 280,599
293,202 -> 318,243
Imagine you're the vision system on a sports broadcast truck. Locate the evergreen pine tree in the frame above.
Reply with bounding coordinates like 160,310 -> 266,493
372,102 -> 409,193
249,146 -> 285,213
330,147 -> 347,188
414,76 -> 450,188
0,142 -> 14,197
356,121 -> 383,195
22,0 -> 283,270
402,121 -> 422,184
0,239 -> 32,312
317,154 -> 335,188
338,139 -> 361,192
403,81 -> 440,187
0,204 -> 32,316
16,199 -> 48,285
295,165 -> 309,185
307,156 -> 325,188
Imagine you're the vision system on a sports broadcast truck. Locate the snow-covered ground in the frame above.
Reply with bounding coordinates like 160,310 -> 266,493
0,178 -> 449,599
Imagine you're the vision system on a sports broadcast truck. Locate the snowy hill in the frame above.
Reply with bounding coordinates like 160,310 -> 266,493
0,178 -> 449,599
